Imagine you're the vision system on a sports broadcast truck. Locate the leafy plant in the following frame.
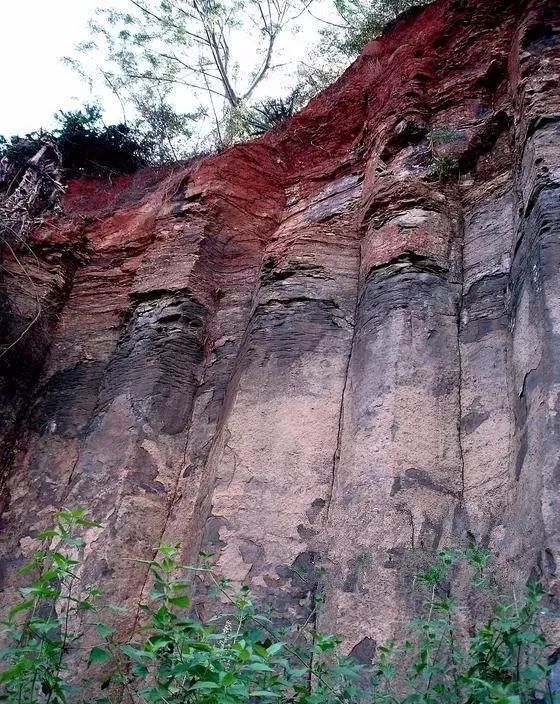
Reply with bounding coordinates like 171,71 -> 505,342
98,544 -> 364,704
0,104 -> 152,182
68,0 -> 308,150
53,104 -> 150,175
428,127 -> 459,145
427,127 -> 460,180
427,154 -> 460,179
0,509 -> 557,704
245,90 -> 304,136
395,548 -> 555,704
332,0 -> 425,57
0,507 -> 100,704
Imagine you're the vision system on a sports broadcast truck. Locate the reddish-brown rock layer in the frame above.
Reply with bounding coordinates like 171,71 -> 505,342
1,0 -> 560,660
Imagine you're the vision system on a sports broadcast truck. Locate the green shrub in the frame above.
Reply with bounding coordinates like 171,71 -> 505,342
0,509 -> 557,704
0,105 -> 150,183
245,90 -> 303,136
426,127 -> 461,180
427,154 -> 460,179
0,507 -> 101,703
52,105 -> 149,176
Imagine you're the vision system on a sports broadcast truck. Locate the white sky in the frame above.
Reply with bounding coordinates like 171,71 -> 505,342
0,0 -> 338,138
0,0 -> 131,136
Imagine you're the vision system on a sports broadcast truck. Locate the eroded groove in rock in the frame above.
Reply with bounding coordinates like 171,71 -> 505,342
0,0 -> 559,656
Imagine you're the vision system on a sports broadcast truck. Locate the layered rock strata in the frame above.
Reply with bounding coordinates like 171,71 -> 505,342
1,0 -> 560,660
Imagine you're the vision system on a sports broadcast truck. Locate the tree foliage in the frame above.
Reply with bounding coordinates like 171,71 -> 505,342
63,0 -> 435,154
328,0 -> 428,57
0,105 -> 151,180
53,105 -> 150,175
68,0 -> 311,150
299,0 -> 429,95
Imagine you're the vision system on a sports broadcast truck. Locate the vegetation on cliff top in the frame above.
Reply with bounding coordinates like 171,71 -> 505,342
1,0 -> 431,165
0,106 -> 151,180
0,508 -> 557,703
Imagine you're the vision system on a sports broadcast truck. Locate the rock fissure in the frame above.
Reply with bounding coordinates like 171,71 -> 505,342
325,247 -> 361,522
457,209 -> 467,504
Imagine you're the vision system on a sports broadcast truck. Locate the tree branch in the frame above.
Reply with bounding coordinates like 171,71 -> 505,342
124,72 -> 226,97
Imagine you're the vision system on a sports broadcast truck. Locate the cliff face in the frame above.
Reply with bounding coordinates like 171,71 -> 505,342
1,0 -> 560,658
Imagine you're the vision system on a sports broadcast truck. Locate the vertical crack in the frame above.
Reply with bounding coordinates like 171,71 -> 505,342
407,508 -> 416,548
311,248 -> 361,682
456,210 -> 466,504
125,219 -> 274,638
127,351 -> 208,639
326,243 -> 362,520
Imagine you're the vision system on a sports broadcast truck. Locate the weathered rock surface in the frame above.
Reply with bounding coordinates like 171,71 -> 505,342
1,0 -> 560,658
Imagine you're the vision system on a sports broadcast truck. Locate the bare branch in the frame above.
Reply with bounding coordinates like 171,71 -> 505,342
100,70 -> 129,123
242,33 -> 276,99
307,7 -> 348,28
124,71 -> 227,97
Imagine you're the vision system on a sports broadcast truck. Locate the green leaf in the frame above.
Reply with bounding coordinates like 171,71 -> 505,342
88,646 -> 112,666
147,635 -> 172,650
168,595 -> 191,608
8,600 -> 34,618
252,692 -> 282,698
121,644 -> 155,661
132,663 -> 149,678
246,662 -> 274,672
189,681 -> 220,690
266,642 -> 285,655
96,623 -> 115,639
189,642 -> 213,652
37,529 -> 59,539
220,671 -> 238,686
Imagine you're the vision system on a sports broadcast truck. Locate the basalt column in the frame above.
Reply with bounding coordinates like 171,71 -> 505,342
196,174 -> 362,625
0,0 -> 559,664
321,174 -> 463,657
500,0 -> 560,616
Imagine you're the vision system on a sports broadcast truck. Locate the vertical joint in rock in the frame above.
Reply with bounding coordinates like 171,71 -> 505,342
456,211 -> 466,504
326,246 -> 362,520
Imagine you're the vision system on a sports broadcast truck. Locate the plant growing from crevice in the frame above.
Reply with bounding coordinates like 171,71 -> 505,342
427,126 -> 461,180
427,153 -> 460,180
245,89 -> 304,136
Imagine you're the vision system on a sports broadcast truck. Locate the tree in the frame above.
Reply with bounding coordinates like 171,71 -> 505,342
321,0 -> 427,56
69,0 -> 313,152
65,0 -> 434,155
0,105 -> 153,186
298,0 -> 430,97
53,104 -> 152,174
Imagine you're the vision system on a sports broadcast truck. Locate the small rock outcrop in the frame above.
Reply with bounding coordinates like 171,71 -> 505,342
1,0 -> 559,654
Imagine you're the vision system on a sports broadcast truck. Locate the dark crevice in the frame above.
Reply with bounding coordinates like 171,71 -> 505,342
459,110 -> 512,173
362,251 -> 449,293
325,249 -> 361,520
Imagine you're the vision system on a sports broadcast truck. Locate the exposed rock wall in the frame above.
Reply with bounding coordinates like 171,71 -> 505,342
1,0 -> 560,659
